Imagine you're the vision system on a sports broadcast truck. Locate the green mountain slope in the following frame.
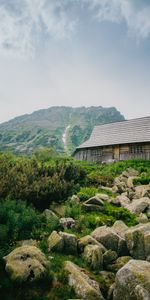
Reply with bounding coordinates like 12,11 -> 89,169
0,106 -> 125,154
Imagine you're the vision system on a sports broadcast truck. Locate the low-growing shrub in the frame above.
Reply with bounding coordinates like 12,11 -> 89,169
65,201 -> 82,219
77,187 -> 99,201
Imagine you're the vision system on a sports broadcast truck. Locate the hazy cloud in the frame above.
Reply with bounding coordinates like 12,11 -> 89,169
0,0 -> 150,58
0,0 -> 77,57
85,0 -> 150,39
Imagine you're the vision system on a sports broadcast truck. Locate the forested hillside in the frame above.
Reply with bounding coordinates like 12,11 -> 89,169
0,106 -> 124,154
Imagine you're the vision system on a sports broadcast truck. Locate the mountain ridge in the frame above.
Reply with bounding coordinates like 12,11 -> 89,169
0,106 -> 125,154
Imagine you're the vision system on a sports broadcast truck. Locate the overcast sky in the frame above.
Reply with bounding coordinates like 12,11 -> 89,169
0,0 -> 150,123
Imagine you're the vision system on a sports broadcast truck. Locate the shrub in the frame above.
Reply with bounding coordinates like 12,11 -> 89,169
65,201 -> 82,219
77,187 -> 99,201
0,199 -> 46,258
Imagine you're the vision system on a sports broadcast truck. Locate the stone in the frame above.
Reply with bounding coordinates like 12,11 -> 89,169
43,209 -> 59,222
3,246 -> 48,282
112,220 -> 128,238
47,231 -> 64,252
70,194 -> 80,204
126,197 -> 150,214
98,271 -> 115,299
107,256 -> 131,273
84,196 -> 104,206
65,261 -> 104,300
135,184 -> 150,199
125,223 -> 150,259
59,217 -> 75,229
103,250 -> 118,266
115,195 -> 130,208
91,226 -> 128,256
122,168 -> 139,178
78,235 -> 106,253
127,176 -> 135,189
113,181 -> 127,194
83,244 -> 103,270
137,213 -> 149,224
113,259 -> 150,300
60,232 -> 77,254
96,193 -> 110,201
82,203 -> 104,212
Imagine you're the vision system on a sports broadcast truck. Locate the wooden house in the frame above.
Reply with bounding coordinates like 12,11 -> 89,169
73,116 -> 150,162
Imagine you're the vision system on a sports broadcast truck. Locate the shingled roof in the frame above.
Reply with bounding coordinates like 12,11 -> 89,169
77,116 -> 150,149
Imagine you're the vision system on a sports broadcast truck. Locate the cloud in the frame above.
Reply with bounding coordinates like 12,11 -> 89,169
0,0 -> 77,58
0,0 -> 150,58
85,0 -> 150,39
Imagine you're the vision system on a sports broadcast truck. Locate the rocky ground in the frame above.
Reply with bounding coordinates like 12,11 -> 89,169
3,167 -> 150,300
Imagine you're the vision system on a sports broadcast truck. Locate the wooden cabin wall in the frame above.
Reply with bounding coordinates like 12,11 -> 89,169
74,142 -> 150,162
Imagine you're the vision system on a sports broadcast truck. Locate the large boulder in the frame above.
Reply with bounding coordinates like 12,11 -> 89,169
3,246 -> 48,282
82,196 -> 104,212
48,231 -> 64,252
115,195 -> 130,208
59,232 -> 77,254
112,220 -> 128,238
137,213 -> 149,224
126,197 -> 150,215
122,168 -> 139,178
59,217 -> 75,229
65,261 -> 104,300
78,235 -> 106,253
106,256 -> 131,273
91,226 -> 128,256
113,259 -> 150,300
83,245 -> 103,270
134,184 -> 150,199
125,223 -> 150,259
103,250 -> 118,267
82,203 -> 104,212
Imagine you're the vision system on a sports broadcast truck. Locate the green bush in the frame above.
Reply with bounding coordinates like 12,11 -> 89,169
0,199 -> 46,258
134,176 -> 150,185
77,187 -> 99,201
65,201 -> 82,219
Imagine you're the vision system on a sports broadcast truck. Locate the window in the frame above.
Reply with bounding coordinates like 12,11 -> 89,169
91,148 -> 103,157
130,144 -> 143,154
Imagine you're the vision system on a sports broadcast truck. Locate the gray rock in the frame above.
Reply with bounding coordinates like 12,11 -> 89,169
103,250 -> 118,266
112,220 -> 128,238
113,259 -> 150,300
78,235 -> 106,253
43,209 -> 59,222
107,256 -> 131,273
82,203 -> 104,212
83,244 -> 103,270
60,232 -> 77,254
96,193 -> 110,201
137,213 -> 149,224
3,246 -> 48,282
91,226 -> 128,256
126,197 -> 150,215
70,194 -> 80,204
65,261 -> 104,300
115,195 -> 130,208
84,196 -> 104,206
125,223 -> 150,259
59,217 -> 75,229
48,231 -> 64,252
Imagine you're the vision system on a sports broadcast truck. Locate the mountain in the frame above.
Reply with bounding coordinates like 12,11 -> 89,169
0,106 -> 125,154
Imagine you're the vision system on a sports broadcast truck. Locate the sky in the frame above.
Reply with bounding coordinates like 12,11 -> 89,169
0,0 -> 150,123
